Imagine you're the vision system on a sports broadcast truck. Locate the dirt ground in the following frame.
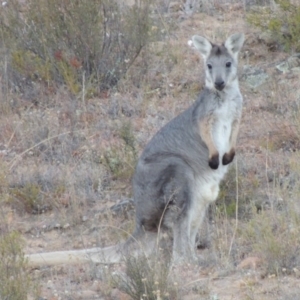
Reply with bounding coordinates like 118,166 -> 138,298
1,1 -> 300,299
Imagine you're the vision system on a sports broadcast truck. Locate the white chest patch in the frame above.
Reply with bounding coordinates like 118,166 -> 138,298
212,101 -> 235,156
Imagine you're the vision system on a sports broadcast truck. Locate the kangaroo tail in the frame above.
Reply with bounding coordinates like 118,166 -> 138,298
25,232 -> 158,268
25,244 -> 124,267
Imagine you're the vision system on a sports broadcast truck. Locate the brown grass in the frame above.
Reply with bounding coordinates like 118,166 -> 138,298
1,1 -> 300,299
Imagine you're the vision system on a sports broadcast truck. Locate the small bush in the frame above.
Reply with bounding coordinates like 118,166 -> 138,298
0,231 -> 37,299
9,183 -> 52,214
114,253 -> 173,300
0,0 -> 161,96
247,0 -> 300,51
239,209 -> 300,275
101,121 -> 137,180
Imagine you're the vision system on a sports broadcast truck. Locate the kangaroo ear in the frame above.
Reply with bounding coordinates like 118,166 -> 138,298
192,35 -> 212,59
224,33 -> 244,56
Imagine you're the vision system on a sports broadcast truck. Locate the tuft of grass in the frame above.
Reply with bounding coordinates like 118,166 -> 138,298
101,120 -> 138,181
114,252 -> 174,300
0,231 -> 38,299
215,165 -> 255,219
239,209 -> 300,275
235,151 -> 300,275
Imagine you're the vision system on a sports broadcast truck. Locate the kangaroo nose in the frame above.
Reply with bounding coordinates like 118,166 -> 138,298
215,80 -> 225,91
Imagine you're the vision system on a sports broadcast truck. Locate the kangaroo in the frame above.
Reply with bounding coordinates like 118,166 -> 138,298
26,33 -> 244,267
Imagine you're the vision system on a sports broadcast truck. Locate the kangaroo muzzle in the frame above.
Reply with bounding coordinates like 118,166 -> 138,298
214,79 -> 225,91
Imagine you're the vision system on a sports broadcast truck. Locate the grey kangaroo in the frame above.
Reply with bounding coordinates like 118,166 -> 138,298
26,33 -> 245,267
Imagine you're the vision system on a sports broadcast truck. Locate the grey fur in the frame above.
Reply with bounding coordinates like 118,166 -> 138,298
26,33 -> 244,267
131,33 -> 245,261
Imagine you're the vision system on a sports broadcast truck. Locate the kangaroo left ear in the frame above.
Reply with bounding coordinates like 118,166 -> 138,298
224,33 -> 245,58
192,35 -> 212,60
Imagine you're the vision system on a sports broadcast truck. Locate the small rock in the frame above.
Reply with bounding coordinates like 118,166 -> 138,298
242,65 -> 269,89
111,288 -> 131,300
276,62 -> 290,73
183,295 -> 206,300
110,198 -> 134,218
293,267 -> 300,278
47,280 -> 54,289
276,54 -> 300,73
291,67 -> 300,75
91,280 -> 102,292
76,290 -> 99,299
288,55 -> 300,68
237,257 -> 263,270
63,223 -> 70,229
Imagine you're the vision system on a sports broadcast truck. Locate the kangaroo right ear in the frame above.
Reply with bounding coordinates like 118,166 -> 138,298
224,33 -> 245,58
192,35 -> 212,59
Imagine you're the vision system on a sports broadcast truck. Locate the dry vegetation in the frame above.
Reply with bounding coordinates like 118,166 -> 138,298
1,0 -> 300,299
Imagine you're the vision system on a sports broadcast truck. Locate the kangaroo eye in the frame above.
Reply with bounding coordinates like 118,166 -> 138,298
226,62 -> 231,68
207,64 -> 212,70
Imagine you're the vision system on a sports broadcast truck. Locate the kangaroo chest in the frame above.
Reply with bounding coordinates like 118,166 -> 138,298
212,99 -> 236,155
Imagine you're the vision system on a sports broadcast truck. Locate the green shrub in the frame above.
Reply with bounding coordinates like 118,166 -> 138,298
239,209 -> 300,275
247,0 -> 300,51
10,183 -> 41,213
114,253 -> 173,300
0,0 -> 160,95
0,231 -> 37,299
101,121 -> 137,180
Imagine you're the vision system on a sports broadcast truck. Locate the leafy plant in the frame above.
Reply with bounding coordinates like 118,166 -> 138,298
247,0 -> 300,51
0,0 -> 160,96
0,231 -> 38,299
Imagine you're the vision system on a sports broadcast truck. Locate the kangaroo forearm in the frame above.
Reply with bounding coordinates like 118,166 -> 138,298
199,116 -> 219,169
199,116 -> 218,157
222,118 -> 240,165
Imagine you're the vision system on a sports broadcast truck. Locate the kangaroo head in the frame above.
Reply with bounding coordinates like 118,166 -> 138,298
192,33 -> 244,92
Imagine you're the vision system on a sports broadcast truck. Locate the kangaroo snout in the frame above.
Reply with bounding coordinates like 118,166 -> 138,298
214,79 -> 225,91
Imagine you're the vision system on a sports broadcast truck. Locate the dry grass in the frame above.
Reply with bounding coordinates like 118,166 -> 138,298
0,0 -> 300,299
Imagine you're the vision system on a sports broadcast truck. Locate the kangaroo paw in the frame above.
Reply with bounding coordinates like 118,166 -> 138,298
209,153 -> 219,170
222,148 -> 235,165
